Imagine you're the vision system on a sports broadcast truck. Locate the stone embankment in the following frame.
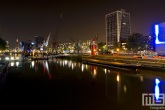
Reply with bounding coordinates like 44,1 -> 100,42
82,55 -> 165,71
49,54 -> 165,71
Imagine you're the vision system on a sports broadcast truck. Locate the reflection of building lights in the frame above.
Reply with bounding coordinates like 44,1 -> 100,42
155,85 -> 160,101
91,68 -> 97,78
11,62 -> 14,66
43,61 -> 51,80
81,64 -> 84,72
31,61 -> 34,68
63,61 -> 65,66
104,69 -> 107,74
86,64 -> 88,69
45,61 -> 50,74
60,61 -> 62,66
94,69 -> 97,76
123,85 -> 127,93
72,63 -> 74,70
91,66 -> 97,78
64,60 -> 67,65
68,61 -> 72,68
155,78 -> 160,84
117,75 -> 120,82
16,62 -> 19,67
155,78 -> 160,101
140,76 -> 143,82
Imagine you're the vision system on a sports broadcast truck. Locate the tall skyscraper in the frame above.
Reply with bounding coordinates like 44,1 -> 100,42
105,9 -> 131,49
35,36 -> 44,49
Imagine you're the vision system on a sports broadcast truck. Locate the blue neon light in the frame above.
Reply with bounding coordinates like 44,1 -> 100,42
155,78 -> 160,84
155,25 -> 165,44
155,78 -> 160,100
155,25 -> 159,37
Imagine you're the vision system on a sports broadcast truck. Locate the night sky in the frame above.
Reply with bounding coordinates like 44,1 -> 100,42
1,0 -> 165,48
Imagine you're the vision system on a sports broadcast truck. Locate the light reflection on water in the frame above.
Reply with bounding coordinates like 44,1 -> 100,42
91,66 -> 97,78
9,61 -> 20,67
43,61 -> 52,80
81,64 -> 84,72
7,58 -> 165,109
26,58 -> 165,84
155,78 -> 160,101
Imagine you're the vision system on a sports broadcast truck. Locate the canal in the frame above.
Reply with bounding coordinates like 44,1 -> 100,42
0,58 -> 165,110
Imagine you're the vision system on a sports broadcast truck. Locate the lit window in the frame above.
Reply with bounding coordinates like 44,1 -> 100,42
123,23 -> 126,25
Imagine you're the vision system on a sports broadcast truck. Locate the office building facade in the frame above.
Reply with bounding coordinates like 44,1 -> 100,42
105,9 -> 131,49
35,36 -> 44,49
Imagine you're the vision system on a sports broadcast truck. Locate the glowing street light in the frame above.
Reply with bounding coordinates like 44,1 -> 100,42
116,48 -> 120,52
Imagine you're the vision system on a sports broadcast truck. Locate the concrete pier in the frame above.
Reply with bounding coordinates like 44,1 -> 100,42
82,55 -> 165,71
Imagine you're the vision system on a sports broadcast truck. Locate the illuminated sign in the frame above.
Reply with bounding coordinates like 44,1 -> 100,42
155,25 -> 165,44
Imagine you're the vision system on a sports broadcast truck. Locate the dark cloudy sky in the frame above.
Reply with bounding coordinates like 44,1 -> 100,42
1,0 -> 165,48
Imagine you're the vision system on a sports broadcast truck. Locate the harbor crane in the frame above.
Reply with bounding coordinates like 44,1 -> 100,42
40,32 -> 51,51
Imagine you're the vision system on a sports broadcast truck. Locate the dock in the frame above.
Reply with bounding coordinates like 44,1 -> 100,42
82,55 -> 165,71
82,57 -> 140,70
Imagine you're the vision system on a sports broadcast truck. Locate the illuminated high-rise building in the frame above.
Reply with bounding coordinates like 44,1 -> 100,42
105,9 -> 131,49
35,36 -> 44,49
16,38 -> 19,51
19,41 -> 24,51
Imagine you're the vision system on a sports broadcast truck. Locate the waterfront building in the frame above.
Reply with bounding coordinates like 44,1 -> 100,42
19,41 -> 24,51
105,9 -> 131,49
6,41 -> 9,51
57,40 -> 91,54
24,40 -> 35,53
35,36 -> 44,50
15,38 -> 19,51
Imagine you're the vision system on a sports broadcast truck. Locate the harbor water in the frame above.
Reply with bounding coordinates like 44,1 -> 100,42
0,58 -> 165,110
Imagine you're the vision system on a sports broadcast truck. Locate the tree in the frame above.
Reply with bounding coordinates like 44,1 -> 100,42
126,33 -> 148,53
97,41 -> 106,52
113,42 -> 122,51
0,37 -> 7,50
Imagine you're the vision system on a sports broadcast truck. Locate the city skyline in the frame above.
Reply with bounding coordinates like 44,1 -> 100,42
1,0 -> 165,48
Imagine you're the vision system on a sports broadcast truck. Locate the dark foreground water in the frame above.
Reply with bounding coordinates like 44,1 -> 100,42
0,58 -> 165,110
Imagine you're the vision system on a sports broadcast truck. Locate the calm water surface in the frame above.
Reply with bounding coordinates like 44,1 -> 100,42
0,58 -> 165,110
